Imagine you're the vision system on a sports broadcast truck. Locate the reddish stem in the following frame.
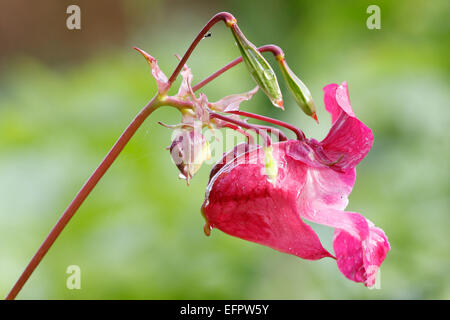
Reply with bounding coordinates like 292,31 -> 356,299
209,111 -> 272,147
5,97 -> 160,300
192,45 -> 285,92
222,123 -> 255,144
168,12 -> 236,85
255,124 -> 288,141
223,123 -> 287,143
228,110 -> 305,141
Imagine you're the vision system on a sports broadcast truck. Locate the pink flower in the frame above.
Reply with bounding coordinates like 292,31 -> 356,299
202,82 -> 390,286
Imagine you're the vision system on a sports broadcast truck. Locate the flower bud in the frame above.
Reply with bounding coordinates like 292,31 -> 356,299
169,129 -> 211,184
277,57 -> 318,122
264,146 -> 278,184
230,23 -> 283,109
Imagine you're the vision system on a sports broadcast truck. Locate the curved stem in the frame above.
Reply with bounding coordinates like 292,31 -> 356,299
222,123 -> 255,144
228,110 -> 305,141
209,111 -> 272,147
192,45 -> 285,92
6,96 -> 161,300
255,124 -> 288,141
168,12 -> 236,85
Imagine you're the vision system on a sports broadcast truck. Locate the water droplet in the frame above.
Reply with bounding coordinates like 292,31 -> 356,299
263,69 -> 274,81
203,222 -> 212,236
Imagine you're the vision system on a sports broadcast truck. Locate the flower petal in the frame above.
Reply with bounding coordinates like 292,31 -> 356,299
208,142 -> 257,182
296,166 -> 369,240
210,86 -> 259,112
203,142 -> 332,260
324,82 -> 355,123
292,159 -> 390,286
334,220 -> 390,287
176,62 -> 194,99
193,93 -> 210,123
286,139 -> 332,169
287,143 -> 357,208
320,82 -> 373,171
134,47 -> 169,93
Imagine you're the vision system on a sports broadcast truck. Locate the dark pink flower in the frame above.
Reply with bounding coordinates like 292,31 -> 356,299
202,82 -> 390,286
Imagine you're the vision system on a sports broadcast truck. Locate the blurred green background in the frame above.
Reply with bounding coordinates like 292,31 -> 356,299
0,0 -> 449,299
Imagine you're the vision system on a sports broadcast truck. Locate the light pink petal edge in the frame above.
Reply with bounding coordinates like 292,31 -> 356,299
176,63 -> 194,98
210,86 -> 259,112
323,82 -> 355,123
134,47 -> 168,93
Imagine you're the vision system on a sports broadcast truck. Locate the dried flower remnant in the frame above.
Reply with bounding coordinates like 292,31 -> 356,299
169,128 -> 211,184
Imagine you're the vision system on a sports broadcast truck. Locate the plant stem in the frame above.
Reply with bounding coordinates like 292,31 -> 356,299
192,45 -> 285,92
192,44 -> 303,141
168,12 -> 236,85
228,110 -> 305,141
254,124 -> 288,141
209,111 -> 272,147
222,123 -> 255,144
5,96 -> 161,300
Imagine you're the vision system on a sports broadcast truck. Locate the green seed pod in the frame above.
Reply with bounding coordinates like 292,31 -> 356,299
230,23 -> 284,109
277,57 -> 318,122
